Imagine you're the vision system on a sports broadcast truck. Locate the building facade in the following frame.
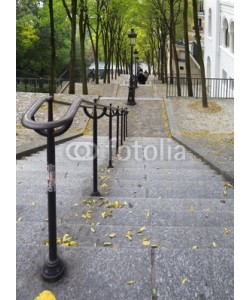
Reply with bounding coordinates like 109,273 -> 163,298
204,0 -> 234,80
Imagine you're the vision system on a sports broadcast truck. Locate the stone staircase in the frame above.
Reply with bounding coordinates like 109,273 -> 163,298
16,135 -> 234,299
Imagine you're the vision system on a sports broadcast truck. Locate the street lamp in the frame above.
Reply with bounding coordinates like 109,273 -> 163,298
134,49 -> 139,88
127,28 -> 137,105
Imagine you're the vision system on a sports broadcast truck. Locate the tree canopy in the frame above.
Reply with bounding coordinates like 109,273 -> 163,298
16,0 -> 196,81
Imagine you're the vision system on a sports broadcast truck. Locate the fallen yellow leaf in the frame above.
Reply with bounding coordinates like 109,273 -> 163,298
109,233 -> 116,238
100,183 -> 108,188
142,238 -> 150,246
127,280 -> 136,285
137,226 -> 146,234
224,228 -> 230,234
189,204 -> 194,212
101,210 -> 113,218
68,240 -> 78,247
34,290 -> 56,300
182,277 -> 189,285
125,230 -> 133,241
105,201 -> 120,209
104,242 -> 113,246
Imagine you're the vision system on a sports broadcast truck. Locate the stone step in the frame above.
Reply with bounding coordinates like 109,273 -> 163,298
16,221 -> 233,250
16,245 -> 233,299
16,201 -> 233,228
17,194 -> 234,211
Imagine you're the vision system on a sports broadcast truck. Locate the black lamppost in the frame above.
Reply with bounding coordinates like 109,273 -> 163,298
134,49 -> 139,88
127,28 -> 137,105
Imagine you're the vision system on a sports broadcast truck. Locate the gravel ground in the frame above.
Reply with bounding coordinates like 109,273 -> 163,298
169,97 -> 234,134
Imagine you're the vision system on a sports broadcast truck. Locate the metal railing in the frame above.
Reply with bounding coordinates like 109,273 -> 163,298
166,77 -> 234,99
21,96 -> 129,282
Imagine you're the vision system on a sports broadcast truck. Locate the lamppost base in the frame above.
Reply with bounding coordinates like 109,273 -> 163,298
127,86 -> 136,106
127,100 -> 136,106
91,190 -> 101,196
42,255 -> 65,282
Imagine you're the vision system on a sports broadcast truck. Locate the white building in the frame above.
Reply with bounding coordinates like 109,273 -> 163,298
204,0 -> 234,80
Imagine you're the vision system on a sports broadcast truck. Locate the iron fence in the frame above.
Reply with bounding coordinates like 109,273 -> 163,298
166,77 -> 234,99
16,77 -> 66,93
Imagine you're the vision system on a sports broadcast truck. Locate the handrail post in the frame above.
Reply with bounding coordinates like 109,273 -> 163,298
116,106 -> 120,154
123,109 -> 126,142
120,108 -> 124,146
125,108 -> 128,138
108,104 -> 114,168
42,96 -> 65,282
91,99 -> 101,196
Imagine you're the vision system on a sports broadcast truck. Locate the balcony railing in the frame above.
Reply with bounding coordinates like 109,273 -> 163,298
166,77 -> 234,99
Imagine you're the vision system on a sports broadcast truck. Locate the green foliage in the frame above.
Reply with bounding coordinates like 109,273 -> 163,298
17,0 -> 70,76
16,0 -> 195,80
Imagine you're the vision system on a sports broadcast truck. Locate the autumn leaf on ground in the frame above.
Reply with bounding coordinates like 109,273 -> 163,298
224,183 -> 233,189
127,280 -> 136,285
137,226 -> 146,234
100,176 -> 109,181
82,211 -> 92,219
100,183 -> 108,188
146,209 -> 150,218
189,204 -> 194,212
109,233 -> 116,238
208,242 -> 217,248
101,210 -> 113,218
44,234 -> 78,247
224,228 -> 230,234
104,242 -> 113,246
142,238 -> 150,246
125,229 -> 133,241
34,290 -> 56,300
192,245 -> 199,250
182,277 -> 189,285
105,200 -> 120,209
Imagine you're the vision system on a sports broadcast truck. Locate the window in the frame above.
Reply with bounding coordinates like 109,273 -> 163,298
222,18 -> 230,48
230,21 -> 234,53
208,8 -> 212,36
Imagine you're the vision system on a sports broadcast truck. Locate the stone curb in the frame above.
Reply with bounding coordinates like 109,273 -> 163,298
16,133 -> 84,159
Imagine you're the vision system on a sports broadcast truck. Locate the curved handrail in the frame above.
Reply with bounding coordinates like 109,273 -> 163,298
22,95 -> 129,135
22,96 -> 84,131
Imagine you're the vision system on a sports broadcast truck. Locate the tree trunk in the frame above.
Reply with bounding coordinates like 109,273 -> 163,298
69,0 -> 77,94
184,0 -> 193,96
79,0 -> 88,94
170,0 -> 181,96
192,0 -> 208,107
169,34 -> 173,84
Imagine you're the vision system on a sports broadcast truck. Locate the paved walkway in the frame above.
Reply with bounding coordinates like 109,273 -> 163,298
16,76 -> 234,299
16,74 -> 234,181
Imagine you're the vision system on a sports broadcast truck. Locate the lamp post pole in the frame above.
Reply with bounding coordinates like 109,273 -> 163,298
127,28 -> 137,106
134,49 -> 139,88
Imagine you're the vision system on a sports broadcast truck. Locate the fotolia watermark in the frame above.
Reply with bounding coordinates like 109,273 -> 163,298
65,139 -> 186,161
